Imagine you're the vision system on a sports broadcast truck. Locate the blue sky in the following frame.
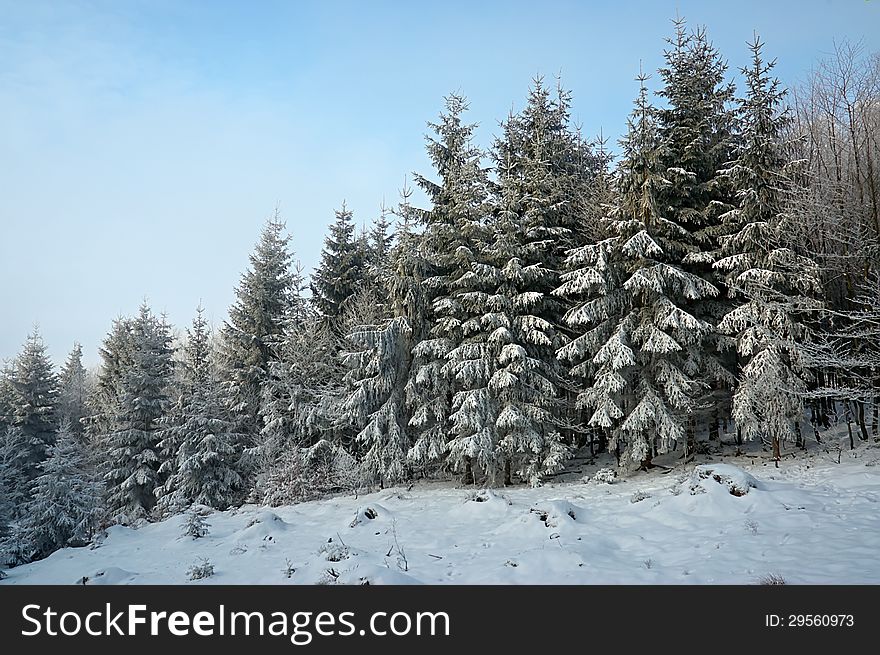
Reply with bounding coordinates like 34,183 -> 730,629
1,0 -> 878,367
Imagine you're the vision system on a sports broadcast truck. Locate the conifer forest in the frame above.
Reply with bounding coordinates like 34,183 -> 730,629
2,17 -> 879,581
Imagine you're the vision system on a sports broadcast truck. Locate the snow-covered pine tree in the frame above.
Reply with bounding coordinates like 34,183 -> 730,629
89,316 -> 135,442
156,305 -> 211,501
58,343 -> 88,441
218,213 -> 300,448
366,211 -> 394,292
443,136 -> 568,486
7,328 -> 59,488
656,18 -> 738,443
557,74 -> 718,468
181,505 -> 210,539
715,36 -> 822,461
256,309 -> 347,499
102,303 -> 173,523
166,378 -> 244,511
13,420 -> 102,563
157,306 -> 243,514
311,202 -> 366,324
493,79 -> 604,444
340,282 -> 415,488
0,425 -> 22,544
407,94 -> 489,473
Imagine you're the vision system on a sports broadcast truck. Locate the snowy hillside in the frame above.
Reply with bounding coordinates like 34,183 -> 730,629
5,443 -> 879,585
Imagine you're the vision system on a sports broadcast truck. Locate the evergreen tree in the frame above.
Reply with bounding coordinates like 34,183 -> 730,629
59,343 -> 88,440
14,420 -> 102,563
88,316 -> 135,451
656,19 -> 739,442
0,363 -> 15,437
181,506 -> 210,539
103,303 -> 173,523
8,328 -> 59,485
0,426 -> 23,538
219,213 -> 300,445
258,313 -> 344,462
343,315 -> 413,488
445,143 -> 568,486
158,377 -> 243,512
338,198 -> 429,489
407,95 -> 489,472
157,306 -> 244,514
156,305 -> 211,491
360,211 -> 395,299
498,80 -> 605,438
715,36 -> 821,461
311,202 -> 366,323
558,74 -> 718,467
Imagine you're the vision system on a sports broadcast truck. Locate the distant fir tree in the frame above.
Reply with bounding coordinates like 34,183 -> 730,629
7,328 -> 59,486
58,343 -> 88,440
89,315 -> 135,444
656,18 -> 738,442
0,363 -> 16,437
12,420 -> 102,563
557,74 -> 718,468
407,95 -> 490,473
715,36 -> 821,461
158,306 -> 244,514
0,426 -> 22,541
311,202 -> 366,323
218,213 -> 301,445
103,303 -> 173,523
357,211 -> 395,301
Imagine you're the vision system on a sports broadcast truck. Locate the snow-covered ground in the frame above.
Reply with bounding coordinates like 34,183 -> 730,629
4,441 -> 880,585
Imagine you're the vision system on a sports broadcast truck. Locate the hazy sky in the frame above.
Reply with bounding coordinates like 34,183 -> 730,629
1,0 -> 878,368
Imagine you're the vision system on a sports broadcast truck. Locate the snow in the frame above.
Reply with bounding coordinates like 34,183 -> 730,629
4,444 -> 880,585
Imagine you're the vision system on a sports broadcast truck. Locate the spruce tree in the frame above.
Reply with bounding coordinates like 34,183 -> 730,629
495,80 -> 604,443
715,36 -> 821,461
15,420 -> 102,562
558,75 -> 718,467
159,377 -> 244,512
157,307 -> 244,514
407,95 -> 489,472
656,19 -> 739,443
311,202 -> 366,323
8,328 -> 59,485
445,145 -> 568,486
219,213 -> 300,445
343,312 -> 414,488
90,316 -> 135,442
59,343 -> 88,441
103,303 -> 173,522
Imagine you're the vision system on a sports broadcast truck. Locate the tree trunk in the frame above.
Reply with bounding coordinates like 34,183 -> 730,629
856,400 -> 870,442
872,396 -> 878,437
462,457 -> 474,486
709,409 -> 720,442
845,403 -> 855,450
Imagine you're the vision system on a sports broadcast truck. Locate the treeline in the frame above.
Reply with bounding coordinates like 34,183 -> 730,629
1,19 -> 878,568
